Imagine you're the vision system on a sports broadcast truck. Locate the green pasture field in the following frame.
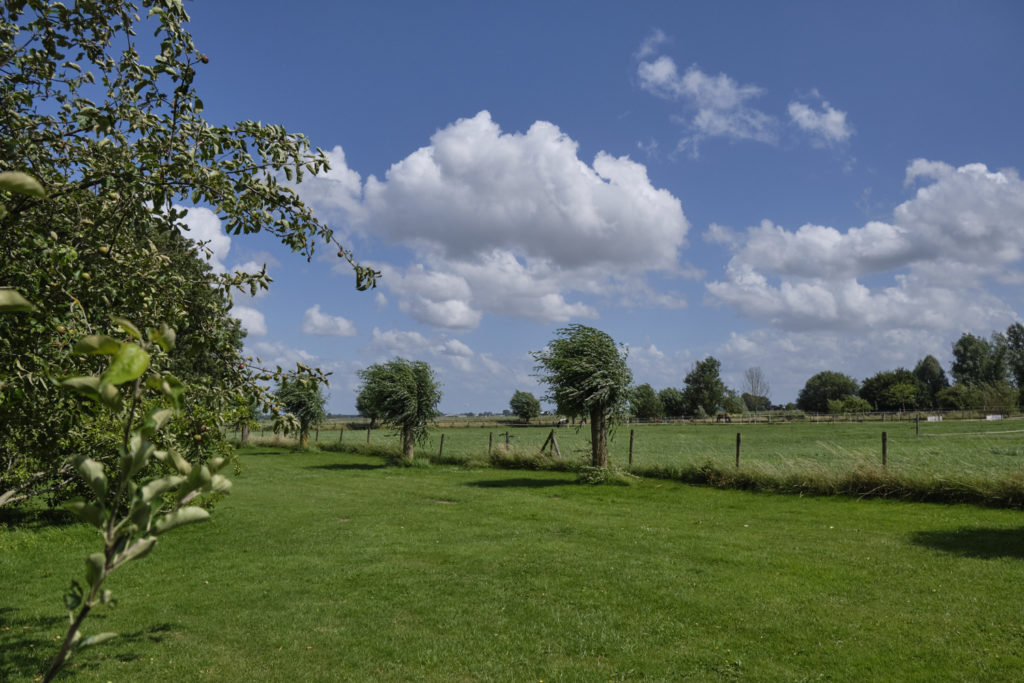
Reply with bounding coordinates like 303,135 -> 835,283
240,417 -> 1024,483
5,447 -> 1024,680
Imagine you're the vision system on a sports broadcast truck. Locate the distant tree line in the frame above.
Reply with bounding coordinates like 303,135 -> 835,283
797,324 -> 1024,414
625,357 -> 767,421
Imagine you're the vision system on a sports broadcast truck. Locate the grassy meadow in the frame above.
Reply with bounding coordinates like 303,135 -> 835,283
4,447 -> 1024,680
240,417 -> 1024,505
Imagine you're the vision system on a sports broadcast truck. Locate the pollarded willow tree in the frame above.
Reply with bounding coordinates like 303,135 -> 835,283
356,358 -> 442,462
532,325 -> 632,468
275,375 -> 326,447
0,0 -> 376,507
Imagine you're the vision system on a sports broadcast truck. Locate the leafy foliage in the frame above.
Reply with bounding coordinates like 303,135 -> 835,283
827,395 -> 872,414
532,325 -> 632,467
858,368 -> 918,411
951,333 -> 1007,386
681,356 -> 726,417
629,383 -> 664,420
355,384 -> 382,428
721,389 -> 746,415
658,386 -> 686,418
796,371 -> 859,413
509,390 -> 541,423
37,320 -> 228,681
741,392 -> 771,412
0,0 -> 370,508
274,375 -> 326,446
937,381 -> 1017,412
913,355 -> 949,408
356,358 -> 442,461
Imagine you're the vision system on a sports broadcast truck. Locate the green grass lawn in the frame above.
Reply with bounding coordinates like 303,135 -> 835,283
4,447 -> 1024,680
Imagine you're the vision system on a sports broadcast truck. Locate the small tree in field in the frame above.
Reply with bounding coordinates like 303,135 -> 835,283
356,358 -> 442,462
682,356 -> 726,417
532,325 -> 632,468
274,375 -> 326,447
509,390 -> 541,423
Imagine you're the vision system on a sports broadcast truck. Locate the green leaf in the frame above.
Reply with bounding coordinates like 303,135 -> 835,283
147,323 -> 176,352
129,498 -> 156,530
60,376 -> 101,402
168,448 -> 191,475
162,374 -> 185,408
65,500 -> 106,529
73,456 -> 107,499
139,407 -> 174,436
140,475 -> 185,503
0,288 -> 35,312
187,464 -> 213,493
85,552 -> 105,588
100,343 -> 150,386
112,316 -> 142,340
79,632 -> 118,650
209,474 -> 232,494
63,581 -> 83,612
0,170 -> 46,198
73,334 -> 121,355
98,382 -> 123,410
152,506 -> 209,535
146,373 -> 185,408
121,434 -> 155,478
117,535 -> 157,563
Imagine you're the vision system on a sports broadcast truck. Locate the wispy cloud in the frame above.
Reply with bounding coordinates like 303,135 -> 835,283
788,100 -> 853,146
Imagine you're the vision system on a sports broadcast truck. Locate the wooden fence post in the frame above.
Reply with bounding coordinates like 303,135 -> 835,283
915,414 -> 919,438
629,429 -> 635,467
439,433 -> 445,458
366,428 -> 371,444
315,428 -> 319,442
736,432 -> 741,468
882,431 -> 888,469
339,428 -> 344,443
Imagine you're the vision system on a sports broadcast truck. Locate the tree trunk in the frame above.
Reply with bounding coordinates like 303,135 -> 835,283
240,423 -> 250,446
299,428 -> 308,447
402,426 -> 415,462
590,407 -> 608,468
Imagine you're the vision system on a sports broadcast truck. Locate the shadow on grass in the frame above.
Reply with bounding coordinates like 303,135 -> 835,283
0,607 -> 178,681
307,463 -> 386,472
234,447 -> 295,457
909,527 -> 1024,559
0,607 -> 63,681
466,477 -> 571,489
0,506 -> 78,531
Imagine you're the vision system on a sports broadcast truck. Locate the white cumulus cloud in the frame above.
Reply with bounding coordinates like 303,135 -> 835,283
302,304 -> 357,337
307,111 -> 688,329
370,328 -> 430,357
232,305 -> 267,337
177,205 -> 231,273
706,160 -> 1024,334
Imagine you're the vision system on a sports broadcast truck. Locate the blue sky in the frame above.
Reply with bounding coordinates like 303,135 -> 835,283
177,1 -> 1024,413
